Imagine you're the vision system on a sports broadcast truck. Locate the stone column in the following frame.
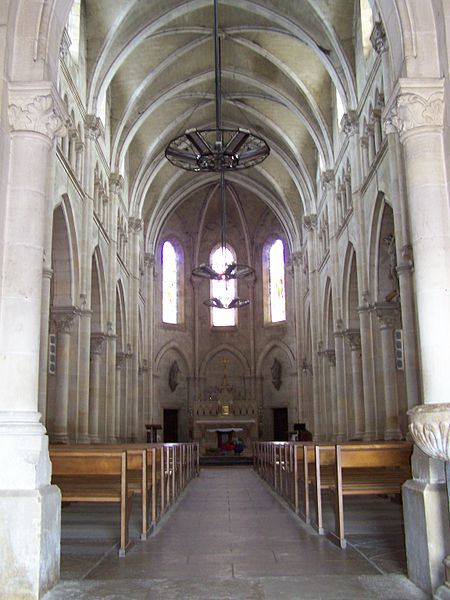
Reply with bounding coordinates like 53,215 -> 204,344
77,307 -> 92,443
0,84 -> 66,597
375,303 -> 402,440
303,214 -> 321,438
358,299 -> 376,440
385,79 -> 450,593
105,327 -> 117,442
334,324 -> 347,441
76,115 -> 101,444
88,335 -> 105,442
324,349 -> 337,440
129,217 -> 142,440
292,251 -> 306,422
115,352 -> 126,442
51,308 -> 76,443
106,173 -> 123,441
38,267 -> 53,422
344,329 -> 365,439
144,253 -> 156,425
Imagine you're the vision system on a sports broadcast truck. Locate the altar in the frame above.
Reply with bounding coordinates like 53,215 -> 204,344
193,359 -> 258,454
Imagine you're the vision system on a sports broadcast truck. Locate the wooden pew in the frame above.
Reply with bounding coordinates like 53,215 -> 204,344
50,449 -> 133,557
293,442 -> 315,523
50,443 -> 162,540
314,442 -> 412,548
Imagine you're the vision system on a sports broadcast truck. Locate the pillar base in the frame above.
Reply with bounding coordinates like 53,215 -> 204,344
77,434 -> 91,444
403,451 -> 450,595
362,430 -> 376,441
384,428 -> 403,440
50,432 -> 69,444
434,585 -> 450,599
89,435 -> 101,443
0,485 -> 61,599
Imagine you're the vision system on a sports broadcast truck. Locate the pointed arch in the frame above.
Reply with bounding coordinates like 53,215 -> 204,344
51,194 -> 80,306
199,343 -> 251,378
116,279 -> 127,352
342,244 -> 359,330
256,340 -> 295,377
91,246 -> 106,333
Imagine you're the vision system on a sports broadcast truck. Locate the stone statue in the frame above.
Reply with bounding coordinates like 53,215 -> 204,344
271,358 -> 282,390
169,360 -> 179,392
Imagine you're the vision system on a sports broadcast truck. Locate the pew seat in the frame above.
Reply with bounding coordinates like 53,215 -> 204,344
50,449 -> 133,556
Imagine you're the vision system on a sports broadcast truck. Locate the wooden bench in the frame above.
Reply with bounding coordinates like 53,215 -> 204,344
314,442 -> 412,548
50,449 -> 133,556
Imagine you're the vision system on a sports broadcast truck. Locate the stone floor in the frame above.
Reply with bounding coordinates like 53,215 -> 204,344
43,466 -> 430,600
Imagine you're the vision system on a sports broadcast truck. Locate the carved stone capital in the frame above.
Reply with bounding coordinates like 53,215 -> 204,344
303,214 -> 318,231
85,114 -> 102,140
52,307 -> 78,334
384,79 -> 444,141
129,217 -> 143,233
110,172 -> 124,194
341,110 -> 359,137
344,329 -> 361,351
408,403 -> 450,461
370,21 -> 387,55
374,302 -> 399,329
8,83 -> 68,139
321,170 -> 334,192
90,334 -> 105,356
324,349 -> 336,366
116,352 -> 127,368
291,251 -> 302,268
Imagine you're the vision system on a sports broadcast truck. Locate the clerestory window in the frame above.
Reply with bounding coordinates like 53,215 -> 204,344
210,245 -> 236,327
162,241 -> 179,324
264,238 -> 286,323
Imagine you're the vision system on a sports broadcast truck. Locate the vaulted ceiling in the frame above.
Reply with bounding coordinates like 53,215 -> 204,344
83,0 -> 357,249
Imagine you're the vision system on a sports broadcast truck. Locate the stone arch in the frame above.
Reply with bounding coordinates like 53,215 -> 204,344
51,194 -> 79,307
115,279 -> 127,353
256,340 -> 295,378
91,246 -> 106,333
199,344 -> 250,378
155,341 -> 191,375
323,277 -> 334,350
342,244 -> 359,330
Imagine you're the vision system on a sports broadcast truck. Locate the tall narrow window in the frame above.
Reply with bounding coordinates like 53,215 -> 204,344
162,241 -> 178,324
269,239 -> 286,322
360,0 -> 374,60
211,245 -> 236,327
67,0 -> 81,62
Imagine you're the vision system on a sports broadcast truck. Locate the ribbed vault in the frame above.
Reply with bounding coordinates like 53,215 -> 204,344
82,0 -> 358,249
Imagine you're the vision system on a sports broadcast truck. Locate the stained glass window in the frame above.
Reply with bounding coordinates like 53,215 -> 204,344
162,241 -> 178,324
211,246 -> 236,327
269,239 -> 286,322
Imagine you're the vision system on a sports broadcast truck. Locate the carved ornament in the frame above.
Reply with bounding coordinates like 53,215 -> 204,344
374,302 -> 399,329
110,172 -> 124,194
370,21 -> 387,55
408,403 -> 450,461
303,214 -> 318,231
341,110 -> 359,137
8,84 -> 67,139
384,79 -> 444,140
344,329 -> 361,351
85,114 -> 102,140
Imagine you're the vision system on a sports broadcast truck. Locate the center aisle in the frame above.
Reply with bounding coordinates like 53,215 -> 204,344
45,466 -> 428,600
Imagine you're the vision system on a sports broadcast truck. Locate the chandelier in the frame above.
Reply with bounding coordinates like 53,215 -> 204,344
165,0 -> 270,172
165,0 -> 269,307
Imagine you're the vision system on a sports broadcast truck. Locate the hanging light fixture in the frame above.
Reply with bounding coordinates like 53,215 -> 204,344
198,170 -> 252,309
165,0 -> 270,173
165,0 -> 268,307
